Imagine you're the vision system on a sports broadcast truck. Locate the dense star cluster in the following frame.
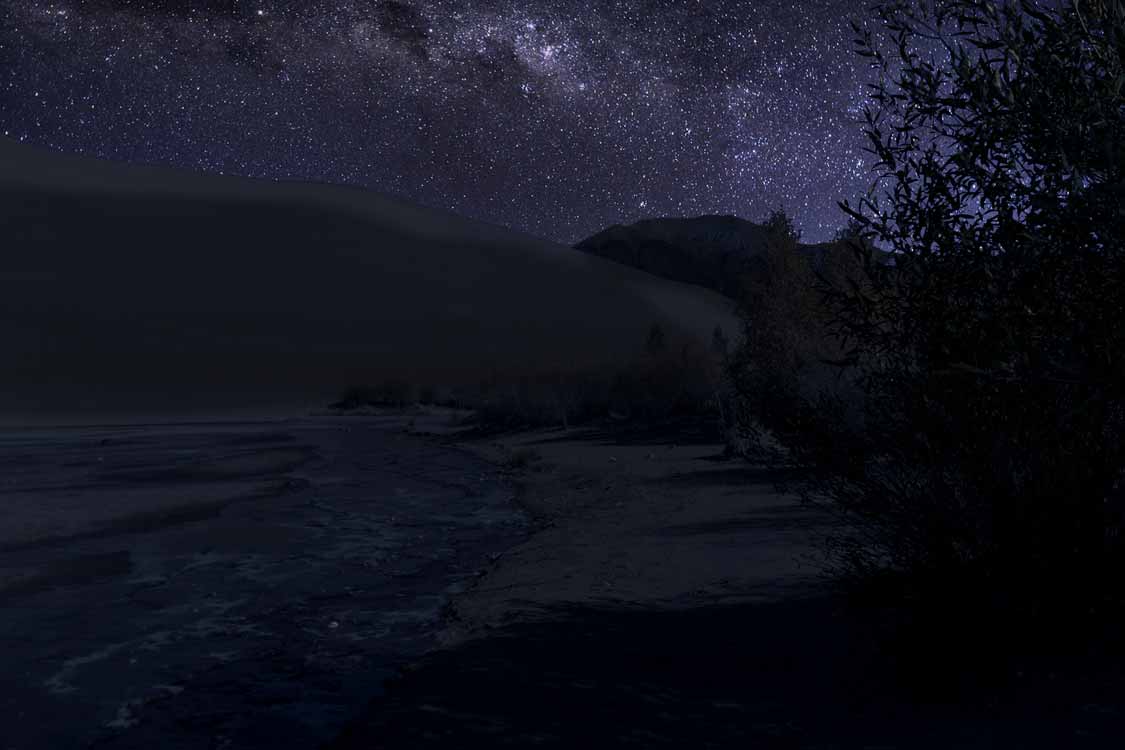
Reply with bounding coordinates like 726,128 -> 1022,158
3,0 -> 901,243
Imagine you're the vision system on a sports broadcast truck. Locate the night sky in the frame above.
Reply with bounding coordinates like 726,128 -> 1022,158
3,0 -> 904,244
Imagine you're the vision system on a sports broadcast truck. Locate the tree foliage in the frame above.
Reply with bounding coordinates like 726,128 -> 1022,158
727,210 -> 864,461
767,0 -> 1125,628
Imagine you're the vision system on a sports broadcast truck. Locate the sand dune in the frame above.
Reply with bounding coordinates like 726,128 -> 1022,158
0,139 -> 738,421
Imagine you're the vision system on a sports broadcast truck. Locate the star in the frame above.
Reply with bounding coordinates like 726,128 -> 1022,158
0,0 -> 933,244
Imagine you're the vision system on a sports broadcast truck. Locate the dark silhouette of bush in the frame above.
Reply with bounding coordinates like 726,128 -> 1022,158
332,379 -> 415,409
726,209 -> 866,462
462,326 -> 722,432
767,0 -> 1125,649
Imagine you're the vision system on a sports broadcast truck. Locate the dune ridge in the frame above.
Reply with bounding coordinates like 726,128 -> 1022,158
0,139 -> 738,421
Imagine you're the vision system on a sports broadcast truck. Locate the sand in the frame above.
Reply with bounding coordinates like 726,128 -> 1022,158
0,415 -> 529,749
0,138 -> 739,422
327,418 -> 1125,748
432,422 -> 835,644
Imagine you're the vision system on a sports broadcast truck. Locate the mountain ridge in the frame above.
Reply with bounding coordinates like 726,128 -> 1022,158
574,214 -> 854,300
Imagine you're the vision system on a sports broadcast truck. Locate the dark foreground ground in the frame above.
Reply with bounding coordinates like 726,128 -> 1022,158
326,419 -> 1125,750
328,595 -> 1125,749
0,416 -> 527,749
3,413 -> 1124,749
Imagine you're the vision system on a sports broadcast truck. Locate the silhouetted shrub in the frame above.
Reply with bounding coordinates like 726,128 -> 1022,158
726,209 -> 866,463
464,326 -> 722,432
333,379 -> 415,409
766,0 -> 1125,647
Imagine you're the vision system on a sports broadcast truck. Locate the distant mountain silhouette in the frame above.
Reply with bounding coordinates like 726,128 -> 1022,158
574,215 -> 851,301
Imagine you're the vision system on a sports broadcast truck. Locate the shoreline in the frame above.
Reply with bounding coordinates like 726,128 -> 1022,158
0,414 -> 529,750
7,408 -> 1123,747
401,415 -> 835,645
330,413 -> 1125,749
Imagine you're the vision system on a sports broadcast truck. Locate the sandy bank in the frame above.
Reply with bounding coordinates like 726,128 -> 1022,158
415,421 -> 837,645
326,417 -> 1125,749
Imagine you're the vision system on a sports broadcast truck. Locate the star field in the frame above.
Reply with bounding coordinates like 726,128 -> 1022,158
2,0 -> 898,243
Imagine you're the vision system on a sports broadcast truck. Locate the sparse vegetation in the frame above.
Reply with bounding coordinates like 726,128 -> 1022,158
728,0 -> 1125,670
725,208 -> 867,463
467,328 -> 722,432
331,324 -> 726,433
331,379 -> 416,410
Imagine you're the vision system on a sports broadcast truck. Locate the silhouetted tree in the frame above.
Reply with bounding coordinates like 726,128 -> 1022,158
833,217 -> 866,244
790,0 -> 1125,635
726,209 -> 858,461
763,207 -> 802,244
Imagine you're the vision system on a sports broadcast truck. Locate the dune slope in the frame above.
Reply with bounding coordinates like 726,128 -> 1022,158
0,140 -> 738,420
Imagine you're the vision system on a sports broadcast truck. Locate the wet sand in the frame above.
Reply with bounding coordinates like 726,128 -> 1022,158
329,420 -> 1125,749
0,415 -> 528,749
6,413 -> 1124,748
